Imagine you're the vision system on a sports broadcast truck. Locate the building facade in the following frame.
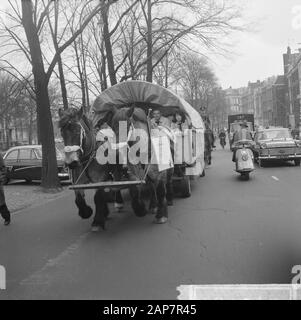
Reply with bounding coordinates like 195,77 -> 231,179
241,81 -> 261,115
259,76 -> 287,128
224,87 -> 246,116
222,47 -> 301,131
285,47 -> 301,132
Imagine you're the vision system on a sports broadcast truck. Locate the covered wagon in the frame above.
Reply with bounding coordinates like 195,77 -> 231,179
89,80 -> 205,197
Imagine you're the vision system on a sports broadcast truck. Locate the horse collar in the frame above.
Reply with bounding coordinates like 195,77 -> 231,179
79,120 -> 95,164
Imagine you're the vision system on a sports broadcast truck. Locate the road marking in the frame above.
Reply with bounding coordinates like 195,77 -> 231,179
271,176 -> 279,181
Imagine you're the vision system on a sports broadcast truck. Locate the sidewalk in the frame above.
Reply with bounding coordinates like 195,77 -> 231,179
3,182 -> 70,213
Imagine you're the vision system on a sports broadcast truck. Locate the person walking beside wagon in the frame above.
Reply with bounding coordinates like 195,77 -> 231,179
204,123 -> 215,166
0,153 -> 11,226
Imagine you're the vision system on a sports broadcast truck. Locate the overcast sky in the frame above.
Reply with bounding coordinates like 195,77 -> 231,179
1,0 -> 300,91
215,0 -> 301,89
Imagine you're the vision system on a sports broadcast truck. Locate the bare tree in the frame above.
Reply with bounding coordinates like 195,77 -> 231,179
136,0 -> 244,82
174,53 -> 218,109
0,0 -> 105,189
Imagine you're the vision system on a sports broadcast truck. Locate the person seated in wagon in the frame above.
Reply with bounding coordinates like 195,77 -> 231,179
151,109 -> 171,129
171,111 -> 190,132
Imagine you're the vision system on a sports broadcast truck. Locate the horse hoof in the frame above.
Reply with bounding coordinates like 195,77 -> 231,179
114,203 -> 124,212
153,217 -> 168,224
79,206 -> 93,220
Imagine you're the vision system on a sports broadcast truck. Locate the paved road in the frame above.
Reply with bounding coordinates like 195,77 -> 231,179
3,181 -> 69,213
1,146 -> 301,299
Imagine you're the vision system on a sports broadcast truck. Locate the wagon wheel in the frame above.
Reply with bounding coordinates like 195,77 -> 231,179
181,176 -> 191,198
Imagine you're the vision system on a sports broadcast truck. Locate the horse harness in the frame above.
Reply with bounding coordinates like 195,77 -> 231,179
70,119 -> 96,185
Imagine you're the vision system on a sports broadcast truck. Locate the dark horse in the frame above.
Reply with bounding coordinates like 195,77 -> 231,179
100,106 -> 171,224
59,107 -> 124,231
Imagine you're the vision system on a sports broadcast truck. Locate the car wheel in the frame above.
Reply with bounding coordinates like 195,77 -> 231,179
294,159 -> 301,167
3,177 -> 10,185
25,178 -> 32,184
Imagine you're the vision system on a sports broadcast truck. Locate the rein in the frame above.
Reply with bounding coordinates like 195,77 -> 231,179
72,118 -> 96,185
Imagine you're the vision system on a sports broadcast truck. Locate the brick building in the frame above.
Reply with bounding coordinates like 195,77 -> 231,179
260,76 -> 288,127
285,47 -> 301,132
241,81 -> 261,115
224,87 -> 246,116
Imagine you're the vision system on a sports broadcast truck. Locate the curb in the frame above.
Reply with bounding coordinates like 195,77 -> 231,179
11,189 -> 72,216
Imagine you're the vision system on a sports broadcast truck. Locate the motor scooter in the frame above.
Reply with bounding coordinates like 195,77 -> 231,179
233,140 -> 255,180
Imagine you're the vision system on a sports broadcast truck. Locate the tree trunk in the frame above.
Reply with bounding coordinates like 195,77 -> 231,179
22,0 -> 60,190
102,5 -> 117,86
101,42 -> 107,91
165,53 -> 168,88
146,0 -> 153,83
81,34 -> 90,111
52,1 -> 68,110
57,53 -> 69,110
28,109 -> 33,145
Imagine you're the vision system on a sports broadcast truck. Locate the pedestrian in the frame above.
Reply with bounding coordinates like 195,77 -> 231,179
0,153 -> 11,226
204,122 -> 214,165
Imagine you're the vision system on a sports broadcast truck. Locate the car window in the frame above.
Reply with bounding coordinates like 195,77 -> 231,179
35,148 -> 42,159
258,130 -> 291,141
35,147 -> 64,160
31,150 -> 38,160
5,150 -> 18,160
19,149 -> 32,160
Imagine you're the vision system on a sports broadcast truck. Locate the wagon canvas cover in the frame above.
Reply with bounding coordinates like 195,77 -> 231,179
91,80 -> 205,176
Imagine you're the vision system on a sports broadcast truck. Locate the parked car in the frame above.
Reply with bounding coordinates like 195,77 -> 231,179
253,128 -> 301,167
55,138 -> 65,153
3,145 -> 69,184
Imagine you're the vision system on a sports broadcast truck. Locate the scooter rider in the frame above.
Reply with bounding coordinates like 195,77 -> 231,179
232,121 -> 253,162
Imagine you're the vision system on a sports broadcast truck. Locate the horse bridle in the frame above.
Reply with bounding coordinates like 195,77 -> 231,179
67,119 -> 97,185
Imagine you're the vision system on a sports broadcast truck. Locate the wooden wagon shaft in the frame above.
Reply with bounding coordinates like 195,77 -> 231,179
69,180 -> 146,191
